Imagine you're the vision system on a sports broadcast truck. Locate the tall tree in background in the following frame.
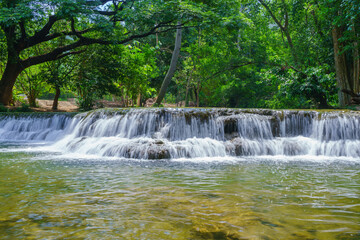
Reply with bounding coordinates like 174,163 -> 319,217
155,22 -> 182,106
326,0 -> 360,106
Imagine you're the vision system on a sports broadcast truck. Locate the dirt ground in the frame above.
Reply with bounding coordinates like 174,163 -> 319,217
33,99 -> 79,112
31,98 -> 178,112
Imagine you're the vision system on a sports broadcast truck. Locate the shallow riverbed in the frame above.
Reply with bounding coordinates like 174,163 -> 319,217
1,147 -> 359,239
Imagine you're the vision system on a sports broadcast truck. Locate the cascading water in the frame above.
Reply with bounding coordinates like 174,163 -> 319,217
1,108 -> 360,159
0,113 -> 76,142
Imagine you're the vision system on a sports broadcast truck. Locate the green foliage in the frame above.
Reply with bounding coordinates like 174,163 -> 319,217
15,103 -> 32,112
164,93 -> 176,104
0,104 -> 8,112
0,0 -> 355,109
69,42 -> 158,109
76,93 -> 96,111
111,43 -> 159,103
0,1 -> 33,27
14,68 -> 48,107
262,66 -> 337,109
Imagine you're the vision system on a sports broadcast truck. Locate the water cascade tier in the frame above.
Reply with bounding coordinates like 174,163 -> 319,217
0,113 -> 75,142
1,108 -> 360,159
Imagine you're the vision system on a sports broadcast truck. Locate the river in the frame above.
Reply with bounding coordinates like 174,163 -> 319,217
0,109 -> 359,239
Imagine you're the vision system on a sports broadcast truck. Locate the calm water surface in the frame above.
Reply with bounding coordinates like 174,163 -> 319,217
0,146 -> 359,239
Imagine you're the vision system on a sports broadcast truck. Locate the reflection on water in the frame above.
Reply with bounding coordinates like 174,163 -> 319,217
0,151 -> 359,239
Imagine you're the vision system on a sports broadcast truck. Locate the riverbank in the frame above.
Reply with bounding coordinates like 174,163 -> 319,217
20,99 -> 177,112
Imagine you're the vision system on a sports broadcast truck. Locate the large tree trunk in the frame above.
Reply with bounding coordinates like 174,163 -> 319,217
353,24 -> 360,94
184,66 -> 195,107
52,86 -> 61,110
196,80 -> 200,107
155,22 -> 182,106
27,91 -> 37,108
137,94 -> 141,107
354,42 -> 360,93
332,26 -> 351,106
0,62 -> 22,105
184,79 -> 190,107
284,29 -> 299,65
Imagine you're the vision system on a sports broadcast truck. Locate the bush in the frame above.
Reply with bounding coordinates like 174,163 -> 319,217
9,103 -> 33,112
76,95 -> 95,111
18,103 -> 32,112
262,65 -> 337,109
0,104 -> 8,112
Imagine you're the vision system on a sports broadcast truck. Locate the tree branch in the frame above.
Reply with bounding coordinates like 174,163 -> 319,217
30,15 -> 58,40
258,0 -> 285,31
94,0 -> 133,17
264,61 -> 306,76
118,20 -> 178,44
70,18 -> 82,39
342,89 -> 360,98
205,62 -> 254,81
19,21 -> 27,40
56,49 -> 86,60
20,19 -> 180,70
22,15 -> 59,50
21,28 -> 93,51
311,10 -> 324,38
282,0 -> 289,30
94,10 -> 117,16
20,40 -> 88,68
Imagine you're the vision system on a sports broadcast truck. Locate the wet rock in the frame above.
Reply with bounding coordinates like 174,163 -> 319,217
336,232 -> 360,240
223,118 -> 238,136
147,145 -> 171,159
191,229 -> 243,240
226,138 -> 246,156
283,141 -> 303,156
270,116 -> 281,137
154,140 -> 165,145
260,219 -> 283,228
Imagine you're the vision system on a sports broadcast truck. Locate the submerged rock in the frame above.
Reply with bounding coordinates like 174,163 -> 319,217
147,144 -> 171,159
226,138 -> 246,156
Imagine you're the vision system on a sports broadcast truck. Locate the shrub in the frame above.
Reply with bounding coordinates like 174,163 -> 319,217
0,104 -> 8,112
10,103 -> 33,112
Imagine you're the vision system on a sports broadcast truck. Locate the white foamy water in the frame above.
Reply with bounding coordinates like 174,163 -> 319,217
0,114 -> 77,142
1,109 -> 360,160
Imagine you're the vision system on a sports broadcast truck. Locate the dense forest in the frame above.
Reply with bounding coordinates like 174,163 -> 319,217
0,0 -> 359,110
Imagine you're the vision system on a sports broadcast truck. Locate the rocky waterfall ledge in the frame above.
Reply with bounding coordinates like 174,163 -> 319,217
1,108 -> 360,159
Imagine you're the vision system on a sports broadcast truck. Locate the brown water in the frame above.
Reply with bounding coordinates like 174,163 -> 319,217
0,150 -> 359,239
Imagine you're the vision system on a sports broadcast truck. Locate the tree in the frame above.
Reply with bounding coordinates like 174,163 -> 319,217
155,22 -> 182,106
40,57 -> 79,110
258,0 -> 299,65
0,0 -> 189,105
325,0 -> 360,106
15,67 -> 47,107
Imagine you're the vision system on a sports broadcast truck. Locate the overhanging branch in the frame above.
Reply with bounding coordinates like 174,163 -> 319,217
258,0 -> 285,31
56,49 -> 86,60
205,62 -> 254,81
26,15 -> 58,45
19,19 -> 181,70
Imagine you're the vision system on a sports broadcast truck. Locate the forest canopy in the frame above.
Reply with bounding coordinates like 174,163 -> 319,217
0,0 -> 359,110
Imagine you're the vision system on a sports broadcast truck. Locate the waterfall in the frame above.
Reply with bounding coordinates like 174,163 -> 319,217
0,113 -> 76,142
1,109 -> 360,159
